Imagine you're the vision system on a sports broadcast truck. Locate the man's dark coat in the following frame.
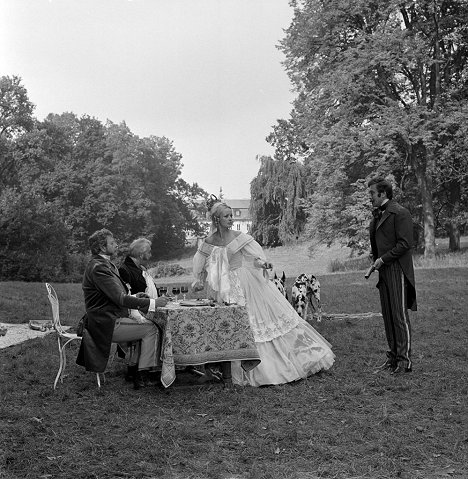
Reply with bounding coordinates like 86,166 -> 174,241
119,256 -> 147,294
76,255 -> 151,372
369,200 -> 417,311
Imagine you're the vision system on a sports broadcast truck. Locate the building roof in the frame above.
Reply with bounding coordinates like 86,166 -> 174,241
225,199 -> 250,209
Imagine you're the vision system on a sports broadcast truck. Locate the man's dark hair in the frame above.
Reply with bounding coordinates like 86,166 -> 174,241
368,177 -> 393,200
88,229 -> 113,255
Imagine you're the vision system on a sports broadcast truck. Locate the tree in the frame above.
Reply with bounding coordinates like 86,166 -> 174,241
0,77 -> 208,279
274,0 -> 468,256
0,189 -> 70,281
250,155 -> 306,246
0,75 -> 35,186
0,75 -> 34,138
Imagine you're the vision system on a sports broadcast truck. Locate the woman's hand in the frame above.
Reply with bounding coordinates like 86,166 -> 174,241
192,280 -> 205,292
254,258 -> 273,270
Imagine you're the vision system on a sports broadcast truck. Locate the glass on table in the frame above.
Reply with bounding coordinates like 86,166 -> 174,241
158,286 -> 168,297
181,286 -> 189,300
172,286 -> 181,302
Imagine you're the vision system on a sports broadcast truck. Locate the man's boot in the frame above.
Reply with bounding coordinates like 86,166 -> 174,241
133,371 -> 146,390
125,365 -> 138,382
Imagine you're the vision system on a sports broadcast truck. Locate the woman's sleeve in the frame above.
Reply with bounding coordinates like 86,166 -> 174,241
241,237 -> 267,267
192,250 -> 208,282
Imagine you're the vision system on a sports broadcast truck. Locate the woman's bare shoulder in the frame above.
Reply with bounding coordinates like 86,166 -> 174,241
204,234 -> 216,246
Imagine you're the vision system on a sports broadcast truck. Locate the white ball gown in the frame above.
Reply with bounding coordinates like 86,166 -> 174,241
192,232 -> 335,386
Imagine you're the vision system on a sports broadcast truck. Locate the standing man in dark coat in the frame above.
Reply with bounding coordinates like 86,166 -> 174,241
368,177 -> 417,374
76,229 -> 168,385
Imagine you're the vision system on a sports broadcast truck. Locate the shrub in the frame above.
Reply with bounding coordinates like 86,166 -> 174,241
148,262 -> 188,278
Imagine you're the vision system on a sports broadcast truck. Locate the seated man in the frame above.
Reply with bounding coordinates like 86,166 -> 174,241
76,229 -> 168,388
119,237 -> 160,382
119,237 -> 158,297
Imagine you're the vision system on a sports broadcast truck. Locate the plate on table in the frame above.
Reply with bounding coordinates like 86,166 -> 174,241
179,299 -> 214,307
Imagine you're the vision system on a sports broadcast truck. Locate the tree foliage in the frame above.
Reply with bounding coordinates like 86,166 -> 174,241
258,0 -> 468,255
0,77 -> 207,281
250,155 -> 306,246
0,75 -> 35,186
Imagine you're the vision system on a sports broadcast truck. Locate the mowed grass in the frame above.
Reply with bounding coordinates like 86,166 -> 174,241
150,241 -> 353,284
149,236 -> 468,284
0,268 -> 467,479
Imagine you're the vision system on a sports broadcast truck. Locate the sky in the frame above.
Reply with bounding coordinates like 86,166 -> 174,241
1,0 -> 295,199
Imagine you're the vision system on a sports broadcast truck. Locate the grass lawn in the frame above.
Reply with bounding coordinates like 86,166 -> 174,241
0,268 -> 467,479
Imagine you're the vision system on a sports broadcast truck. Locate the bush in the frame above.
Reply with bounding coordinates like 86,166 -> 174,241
148,262 -> 188,278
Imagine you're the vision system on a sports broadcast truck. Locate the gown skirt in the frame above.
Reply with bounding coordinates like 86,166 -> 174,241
230,266 -> 335,387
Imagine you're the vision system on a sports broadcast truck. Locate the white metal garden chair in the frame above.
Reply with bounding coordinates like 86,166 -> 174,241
45,283 -> 101,389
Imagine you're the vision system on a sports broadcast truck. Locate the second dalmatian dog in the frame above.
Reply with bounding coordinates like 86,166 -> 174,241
291,273 -> 322,322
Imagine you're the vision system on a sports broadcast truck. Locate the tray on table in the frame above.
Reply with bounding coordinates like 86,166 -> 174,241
179,299 -> 214,307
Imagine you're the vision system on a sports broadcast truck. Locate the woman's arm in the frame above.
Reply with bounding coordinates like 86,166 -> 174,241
192,249 -> 208,290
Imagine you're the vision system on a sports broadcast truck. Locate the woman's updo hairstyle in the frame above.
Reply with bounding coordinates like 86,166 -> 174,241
206,194 -> 230,230
205,194 -> 220,213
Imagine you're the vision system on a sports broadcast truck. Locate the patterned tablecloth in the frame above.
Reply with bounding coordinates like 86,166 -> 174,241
151,303 -> 260,387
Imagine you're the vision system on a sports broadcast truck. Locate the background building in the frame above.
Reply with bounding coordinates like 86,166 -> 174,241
185,198 -> 252,246
225,199 -> 252,234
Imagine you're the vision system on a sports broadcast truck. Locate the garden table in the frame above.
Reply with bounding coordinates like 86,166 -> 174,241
150,302 -> 260,387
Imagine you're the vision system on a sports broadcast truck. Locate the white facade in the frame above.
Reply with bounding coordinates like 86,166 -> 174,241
225,199 -> 252,234
185,198 -> 252,245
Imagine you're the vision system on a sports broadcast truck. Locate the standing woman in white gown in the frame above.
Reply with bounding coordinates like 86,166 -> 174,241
192,196 -> 335,387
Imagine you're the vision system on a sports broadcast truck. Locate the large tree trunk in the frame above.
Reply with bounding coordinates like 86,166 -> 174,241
447,221 -> 460,251
446,179 -> 461,251
416,161 -> 436,258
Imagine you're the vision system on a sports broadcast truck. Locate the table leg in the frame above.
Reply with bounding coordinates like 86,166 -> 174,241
221,362 -> 232,384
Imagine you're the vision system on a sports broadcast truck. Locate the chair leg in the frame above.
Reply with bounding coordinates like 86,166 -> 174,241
96,373 -> 101,388
61,346 -> 67,383
54,337 -> 77,389
54,337 -> 64,389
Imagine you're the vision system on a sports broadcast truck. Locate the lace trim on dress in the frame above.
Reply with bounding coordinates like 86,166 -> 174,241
227,233 -> 254,254
197,242 -> 214,257
206,247 -> 231,303
226,270 -> 246,306
247,308 -> 300,342
197,233 -> 253,257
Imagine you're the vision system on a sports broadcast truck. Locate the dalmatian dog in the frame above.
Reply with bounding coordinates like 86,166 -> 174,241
291,273 -> 322,322
271,271 -> 288,300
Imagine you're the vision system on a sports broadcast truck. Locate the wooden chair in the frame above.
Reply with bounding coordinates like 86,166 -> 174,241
45,283 -> 101,389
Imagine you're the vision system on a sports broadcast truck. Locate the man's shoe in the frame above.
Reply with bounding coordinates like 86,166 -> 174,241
391,366 -> 412,375
133,371 -> 145,390
125,365 -> 138,382
144,371 -> 161,387
374,360 -> 395,372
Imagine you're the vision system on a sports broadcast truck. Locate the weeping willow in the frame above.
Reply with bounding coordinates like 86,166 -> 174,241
250,156 -> 306,246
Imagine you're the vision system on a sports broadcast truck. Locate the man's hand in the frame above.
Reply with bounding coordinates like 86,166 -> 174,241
155,297 -> 169,307
135,292 -> 149,298
373,257 -> 385,270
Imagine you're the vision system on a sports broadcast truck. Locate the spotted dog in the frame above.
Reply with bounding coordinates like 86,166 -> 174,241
271,271 -> 288,300
291,273 -> 322,322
